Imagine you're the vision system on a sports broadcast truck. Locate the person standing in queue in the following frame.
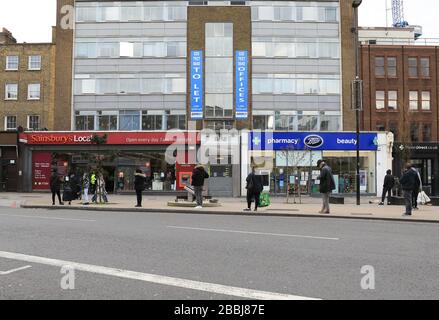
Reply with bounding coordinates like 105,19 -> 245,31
134,169 -> 147,207
244,167 -> 264,212
317,159 -> 336,214
50,168 -> 63,205
191,164 -> 209,209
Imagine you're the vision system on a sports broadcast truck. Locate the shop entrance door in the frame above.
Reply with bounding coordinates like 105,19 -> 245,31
208,165 -> 233,197
0,163 -> 17,192
102,166 -> 116,193
411,159 -> 434,195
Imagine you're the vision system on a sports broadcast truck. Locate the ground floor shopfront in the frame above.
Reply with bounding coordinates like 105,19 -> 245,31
393,143 -> 439,196
241,131 -> 393,197
18,131 -> 199,193
0,132 -> 19,192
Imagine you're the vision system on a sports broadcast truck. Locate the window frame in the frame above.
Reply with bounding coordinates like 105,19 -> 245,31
4,115 -> 17,131
28,55 -> 42,71
408,57 -> 418,78
5,83 -> 18,100
27,83 -> 41,100
27,115 -> 40,130
6,55 -> 19,71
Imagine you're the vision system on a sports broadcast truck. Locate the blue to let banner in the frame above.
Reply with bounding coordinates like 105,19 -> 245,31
190,50 -> 203,120
235,50 -> 248,120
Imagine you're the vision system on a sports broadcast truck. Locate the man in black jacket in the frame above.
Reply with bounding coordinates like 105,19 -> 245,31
317,160 -> 336,214
50,168 -> 63,205
191,164 -> 209,208
379,169 -> 395,205
399,163 -> 418,216
411,166 -> 422,210
134,169 -> 146,207
244,167 -> 264,212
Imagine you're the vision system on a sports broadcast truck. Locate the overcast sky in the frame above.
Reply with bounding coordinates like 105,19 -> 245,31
0,0 -> 438,43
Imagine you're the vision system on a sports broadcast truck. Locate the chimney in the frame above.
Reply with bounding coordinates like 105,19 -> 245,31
0,28 -> 17,44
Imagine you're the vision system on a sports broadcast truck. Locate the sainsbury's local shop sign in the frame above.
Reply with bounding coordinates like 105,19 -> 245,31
19,132 -> 200,145
249,132 -> 378,151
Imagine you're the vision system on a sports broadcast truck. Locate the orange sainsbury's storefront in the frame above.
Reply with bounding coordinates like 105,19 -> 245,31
18,131 -> 199,193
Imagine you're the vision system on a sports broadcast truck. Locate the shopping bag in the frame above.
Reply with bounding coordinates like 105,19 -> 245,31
418,191 -> 431,205
259,193 -> 270,207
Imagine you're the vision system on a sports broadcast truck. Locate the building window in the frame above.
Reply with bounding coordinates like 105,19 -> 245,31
119,110 -> 140,131
5,116 -> 17,131
275,114 -> 295,131
27,115 -> 40,130
6,56 -> 19,70
410,123 -> 419,142
297,112 -> 318,131
98,114 -> 118,131
28,55 -> 41,70
388,91 -> 397,110
167,113 -> 186,130
142,112 -> 163,130
420,58 -> 430,78
28,84 -> 41,100
375,90 -> 385,110
387,57 -> 397,77
421,91 -> 431,110
205,23 -> 233,120
422,124 -> 432,142
409,91 -> 418,110
408,57 -> 418,77
375,57 -> 385,77
376,122 -> 386,132
75,115 -> 95,131
253,114 -> 274,130
5,84 -> 18,100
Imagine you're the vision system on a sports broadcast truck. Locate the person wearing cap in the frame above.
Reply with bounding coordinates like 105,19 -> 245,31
317,159 -> 336,214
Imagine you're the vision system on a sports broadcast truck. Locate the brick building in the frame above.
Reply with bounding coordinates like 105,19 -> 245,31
0,28 -> 56,131
361,44 -> 439,195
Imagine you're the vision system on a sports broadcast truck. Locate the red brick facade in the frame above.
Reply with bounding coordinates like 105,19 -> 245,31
361,45 -> 439,143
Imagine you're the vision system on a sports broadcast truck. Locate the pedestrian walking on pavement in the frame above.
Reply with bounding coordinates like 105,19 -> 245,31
82,172 -> 90,205
244,167 -> 264,212
379,169 -> 395,205
317,159 -> 336,214
191,164 -> 209,209
50,168 -> 63,205
411,166 -> 422,210
399,163 -> 418,216
134,169 -> 147,207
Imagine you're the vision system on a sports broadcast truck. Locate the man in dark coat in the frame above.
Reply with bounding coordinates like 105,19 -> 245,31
50,168 -> 63,205
317,159 -> 336,214
399,163 -> 418,216
134,169 -> 147,207
191,164 -> 209,208
244,167 -> 264,212
411,166 -> 422,210
379,169 -> 395,205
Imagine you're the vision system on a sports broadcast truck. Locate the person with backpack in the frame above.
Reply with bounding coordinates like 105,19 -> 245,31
50,168 -> 63,205
134,169 -> 147,207
317,159 -> 336,214
379,169 -> 395,205
244,167 -> 264,212
191,164 -> 209,209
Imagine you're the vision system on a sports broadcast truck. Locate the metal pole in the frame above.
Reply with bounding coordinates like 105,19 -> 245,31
354,5 -> 361,206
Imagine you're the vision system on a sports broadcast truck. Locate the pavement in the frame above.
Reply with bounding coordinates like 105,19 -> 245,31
1,207 -> 439,299
2,192 -> 438,223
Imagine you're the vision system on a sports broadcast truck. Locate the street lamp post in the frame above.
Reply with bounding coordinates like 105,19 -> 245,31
352,0 -> 362,206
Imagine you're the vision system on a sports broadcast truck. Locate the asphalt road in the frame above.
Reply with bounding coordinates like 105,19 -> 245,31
1,206 -> 439,300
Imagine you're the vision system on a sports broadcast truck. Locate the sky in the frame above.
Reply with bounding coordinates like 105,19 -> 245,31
0,0 -> 438,43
